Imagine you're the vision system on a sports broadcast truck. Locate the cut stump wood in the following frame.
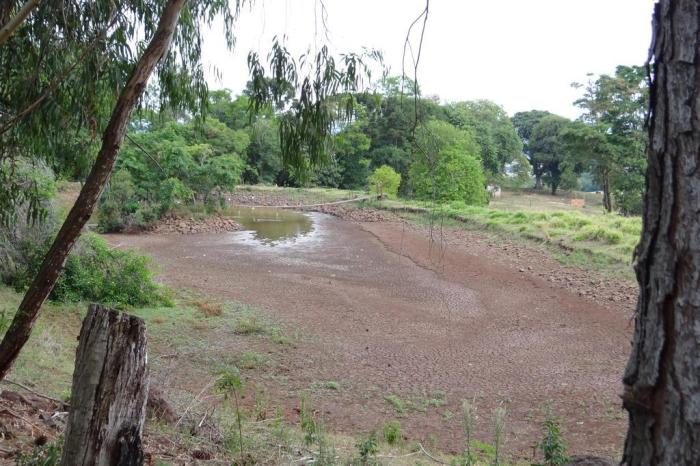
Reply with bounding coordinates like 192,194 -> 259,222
61,304 -> 149,466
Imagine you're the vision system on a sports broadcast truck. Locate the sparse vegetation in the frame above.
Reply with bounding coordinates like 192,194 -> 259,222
384,393 -> 407,415
382,420 -> 402,445
238,351 -> 267,370
535,410 -> 569,466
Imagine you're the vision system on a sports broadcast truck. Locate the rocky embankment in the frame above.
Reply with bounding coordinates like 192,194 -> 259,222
151,215 -> 241,234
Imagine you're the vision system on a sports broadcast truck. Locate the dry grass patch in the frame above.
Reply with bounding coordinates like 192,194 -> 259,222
194,298 -> 224,317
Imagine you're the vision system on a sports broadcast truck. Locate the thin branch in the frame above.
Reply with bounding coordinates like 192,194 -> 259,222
126,133 -> 165,172
417,443 -> 449,465
0,0 -> 40,46
1,378 -> 68,407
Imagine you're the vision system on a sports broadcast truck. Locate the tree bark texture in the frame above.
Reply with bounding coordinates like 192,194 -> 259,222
622,1 -> 700,464
0,0 -> 186,381
60,304 -> 148,466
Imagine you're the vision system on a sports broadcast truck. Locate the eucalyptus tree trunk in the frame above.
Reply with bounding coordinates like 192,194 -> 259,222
0,0 -> 187,381
622,0 -> 700,463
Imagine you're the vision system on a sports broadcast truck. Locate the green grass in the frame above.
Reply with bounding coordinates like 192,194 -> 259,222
374,197 -> 641,277
238,351 -> 268,370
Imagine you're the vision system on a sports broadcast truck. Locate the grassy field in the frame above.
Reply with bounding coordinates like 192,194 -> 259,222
375,197 -> 640,276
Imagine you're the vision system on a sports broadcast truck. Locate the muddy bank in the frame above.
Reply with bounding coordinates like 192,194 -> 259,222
113,208 -> 631,460
229,188 -> 637,308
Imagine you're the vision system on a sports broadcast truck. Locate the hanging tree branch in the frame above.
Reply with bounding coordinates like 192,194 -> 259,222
0,0 -> 40,46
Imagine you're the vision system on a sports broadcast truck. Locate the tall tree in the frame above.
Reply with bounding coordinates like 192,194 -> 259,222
0,2 -> 378,380
622,1 -> 700,463
512,110 -> 553,189
528,114 -> 576,195
446,100 -> 522,177
0,0 -> 196,380
571,65 -> 648,214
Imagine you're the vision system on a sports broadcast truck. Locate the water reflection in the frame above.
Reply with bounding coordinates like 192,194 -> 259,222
228,207 -> 313,245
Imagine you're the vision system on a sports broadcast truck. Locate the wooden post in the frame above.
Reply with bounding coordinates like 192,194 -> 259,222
61,304 -> 149,466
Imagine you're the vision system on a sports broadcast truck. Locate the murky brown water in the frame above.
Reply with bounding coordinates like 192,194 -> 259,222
227,206 -> 313,245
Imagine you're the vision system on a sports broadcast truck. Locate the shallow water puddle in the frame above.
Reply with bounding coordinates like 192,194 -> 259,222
228,206 -> 313,245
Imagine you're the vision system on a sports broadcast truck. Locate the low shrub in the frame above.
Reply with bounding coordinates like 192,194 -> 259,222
368,165 -> 401,197
2,229 -> 169,307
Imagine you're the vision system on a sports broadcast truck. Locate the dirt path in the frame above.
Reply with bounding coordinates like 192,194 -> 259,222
111,212 -> 632,461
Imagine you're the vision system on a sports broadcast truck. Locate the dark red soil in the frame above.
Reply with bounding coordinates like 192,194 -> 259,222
113,209 -> 634,461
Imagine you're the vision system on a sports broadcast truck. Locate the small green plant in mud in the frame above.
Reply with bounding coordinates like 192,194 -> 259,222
384,393 -> 407,415
324,381 -> 340,391
298,395 -> 336,465
216,368 -> 246,465
425,390 -> 447,408
356,431 -> 379,465
382,420 -> 402,445
462,399 -> 477,465
492,407 -> 507,466
534,410 -> 569,466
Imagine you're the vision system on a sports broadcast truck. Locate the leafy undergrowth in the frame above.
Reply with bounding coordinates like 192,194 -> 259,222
374,198 -> 641,277
2,286 -> 532,465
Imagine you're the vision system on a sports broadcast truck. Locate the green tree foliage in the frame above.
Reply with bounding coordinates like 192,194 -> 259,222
570,65 -> 648,214
368,166 -> 401,197
334,123 -> 372,189
98,118 -> 247,231
410,120 -> 487,205
512,110 -> 554,189
446,100 -> 523,177
357,77 -> 445,194
0,0 -> 239,226
529,115 -> 578,195
245,118 -> 283,184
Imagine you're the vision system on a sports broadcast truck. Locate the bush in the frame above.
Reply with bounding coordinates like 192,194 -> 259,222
368,165 -> 401,197
132,202 -> 160,230
53,234 -> 169,306
3,228 -> 168,307
97,169 -> 138,232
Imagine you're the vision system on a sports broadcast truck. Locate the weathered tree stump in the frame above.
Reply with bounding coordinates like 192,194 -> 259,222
61,304 -> 149,466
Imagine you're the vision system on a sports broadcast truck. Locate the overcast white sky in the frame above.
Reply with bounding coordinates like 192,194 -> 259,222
202,0 -> 656,119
